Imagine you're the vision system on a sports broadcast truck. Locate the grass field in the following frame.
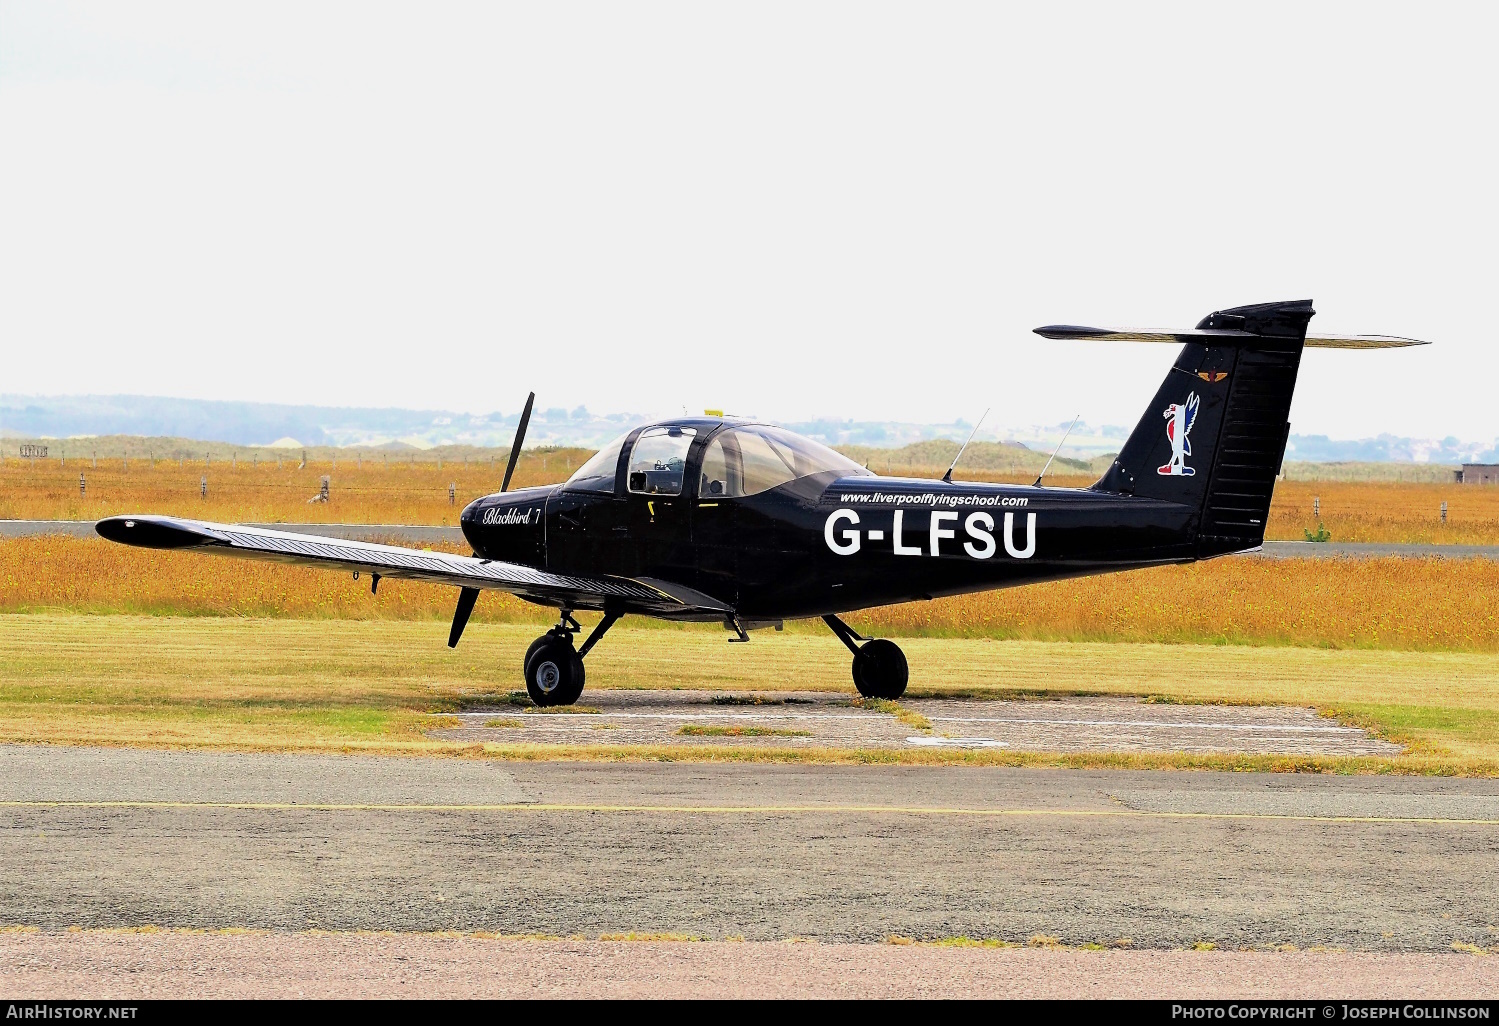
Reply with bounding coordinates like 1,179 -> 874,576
5,536 -> 1496,652
6,445 -> 1496,773
7,451 -> 1499,543
0,449 -> 594,526
2,615 -> 1494,773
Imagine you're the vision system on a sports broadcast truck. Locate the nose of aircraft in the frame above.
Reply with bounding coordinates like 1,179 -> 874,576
460,484 -> 554,565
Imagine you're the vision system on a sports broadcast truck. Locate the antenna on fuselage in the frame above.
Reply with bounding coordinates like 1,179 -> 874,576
941,408 -> 989,484
500,392 -> 535,493
1033,414 -> 1080,487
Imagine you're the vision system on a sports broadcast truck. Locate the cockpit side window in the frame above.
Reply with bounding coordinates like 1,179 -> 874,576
699,433 -> 736,498
627,427 -> 697,496
699,426 -> 869,498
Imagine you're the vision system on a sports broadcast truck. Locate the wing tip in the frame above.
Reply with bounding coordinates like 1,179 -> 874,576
1304,334 -> 1430,349
95,514 -> 221,549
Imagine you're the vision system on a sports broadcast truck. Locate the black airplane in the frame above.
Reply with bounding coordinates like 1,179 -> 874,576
98,300 -> 1423,706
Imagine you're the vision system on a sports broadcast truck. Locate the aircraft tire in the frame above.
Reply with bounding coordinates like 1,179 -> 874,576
523,635 -> 551,675
525,637 -> 585,707
852,639 -> 908,700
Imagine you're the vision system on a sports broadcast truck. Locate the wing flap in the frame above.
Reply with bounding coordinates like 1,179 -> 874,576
96,515 -> 726,615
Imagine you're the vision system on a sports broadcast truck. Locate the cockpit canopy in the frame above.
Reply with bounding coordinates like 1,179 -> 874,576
699,424 -> 869,497
562,421 -> 871,498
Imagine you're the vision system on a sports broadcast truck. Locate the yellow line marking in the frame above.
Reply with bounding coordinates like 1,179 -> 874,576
1,801 -> 1497,825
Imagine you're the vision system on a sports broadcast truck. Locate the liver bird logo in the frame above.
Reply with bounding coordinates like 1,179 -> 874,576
1157,392 -> 1200,476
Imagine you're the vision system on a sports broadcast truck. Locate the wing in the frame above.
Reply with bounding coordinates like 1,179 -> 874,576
1183,392 -> 1200,434
95,515 -> 731,619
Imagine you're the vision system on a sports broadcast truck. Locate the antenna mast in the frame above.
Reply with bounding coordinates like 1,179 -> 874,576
942,409 -> 989,484
1033,415 -> 1080,487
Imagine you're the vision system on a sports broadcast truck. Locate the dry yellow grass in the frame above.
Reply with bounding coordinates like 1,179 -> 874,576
2,615 -> 1496,771
4,536 -> 1496,651
0,450 -> 592,525
0,535 -> 548,624
850,554 -> 1499,651
1267,480 -> 1499,544
10,455 -> 1497,543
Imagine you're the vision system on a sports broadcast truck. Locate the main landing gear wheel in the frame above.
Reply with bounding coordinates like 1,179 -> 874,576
525,635 -> 585,707
851,639 -> 909,700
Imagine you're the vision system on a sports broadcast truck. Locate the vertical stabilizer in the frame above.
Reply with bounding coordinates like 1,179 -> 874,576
1088,300 -> 1315,556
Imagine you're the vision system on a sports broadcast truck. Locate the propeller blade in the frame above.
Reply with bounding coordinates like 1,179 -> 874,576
448,587 -> 480,649
500,392 -> 535,493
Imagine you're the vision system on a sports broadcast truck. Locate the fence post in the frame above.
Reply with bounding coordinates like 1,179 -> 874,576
80,473 -> 86,497
449,482 -> 456,505
1441,501 -> 1448,523
320,475 -> 330,502
1313,496 -> 1320,518
201,476 -> 207,499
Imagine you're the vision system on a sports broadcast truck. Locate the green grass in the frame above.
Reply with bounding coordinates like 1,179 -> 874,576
677,725 -> 812,738
3,613 -> 1498,772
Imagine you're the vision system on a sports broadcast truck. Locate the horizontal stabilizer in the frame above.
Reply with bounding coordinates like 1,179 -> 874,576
1034,325 -> 1427,349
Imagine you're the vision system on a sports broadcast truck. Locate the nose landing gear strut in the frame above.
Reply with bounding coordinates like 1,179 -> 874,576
822,614 -> 908,700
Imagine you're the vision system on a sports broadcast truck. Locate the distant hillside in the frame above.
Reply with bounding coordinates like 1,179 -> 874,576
3,393 -> 1495,466
6,432 -> 1477,484
841,439 -> 1105,478
0,433 -> 588,466
0,394 -> 634,449
1280,461 -> 1461,483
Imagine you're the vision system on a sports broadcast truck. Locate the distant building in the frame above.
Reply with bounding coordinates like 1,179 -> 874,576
1458,463 -> 1499,484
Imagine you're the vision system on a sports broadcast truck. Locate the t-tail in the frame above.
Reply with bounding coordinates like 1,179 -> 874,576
1036,300 -> 1426,558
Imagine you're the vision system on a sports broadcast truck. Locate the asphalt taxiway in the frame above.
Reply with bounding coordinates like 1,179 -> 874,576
2,745 -> 1495,951
434,690 -> 1400,756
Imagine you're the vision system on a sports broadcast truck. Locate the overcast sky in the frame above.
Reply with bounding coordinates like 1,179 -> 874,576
1,2 -> 1493,440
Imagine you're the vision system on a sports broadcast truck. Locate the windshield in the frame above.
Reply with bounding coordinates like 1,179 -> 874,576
699,425 -> 869,498
563,431 -> 631,493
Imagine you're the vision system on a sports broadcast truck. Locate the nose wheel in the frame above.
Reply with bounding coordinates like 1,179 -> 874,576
523,610 -> 620,707
823,614 -> 908,700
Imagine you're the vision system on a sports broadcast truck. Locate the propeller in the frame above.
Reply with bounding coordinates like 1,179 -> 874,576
500,391 -> 535,493
448,587 -> 479,649
448,390 -> 534,650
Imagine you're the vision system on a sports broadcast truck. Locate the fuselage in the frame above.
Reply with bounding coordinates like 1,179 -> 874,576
460,418 -> 1234,622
